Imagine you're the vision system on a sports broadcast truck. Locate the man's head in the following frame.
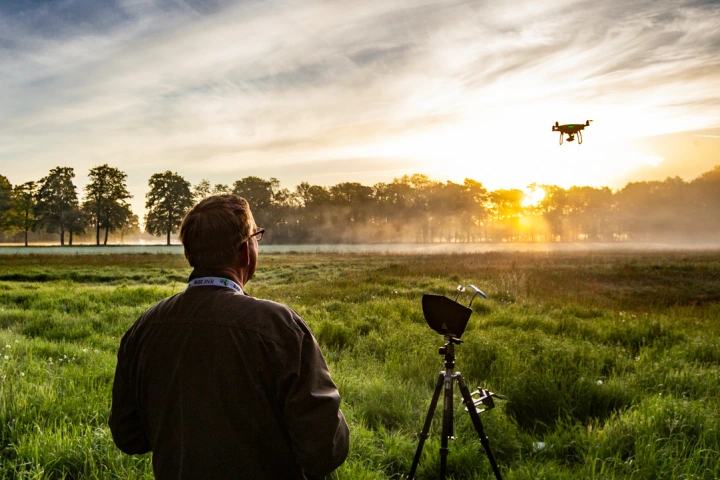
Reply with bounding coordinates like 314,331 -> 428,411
179,195 -> 258,279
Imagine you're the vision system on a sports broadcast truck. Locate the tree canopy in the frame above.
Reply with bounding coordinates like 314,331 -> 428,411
84,164 -> 133,245
9,182 -> 37,246
34,167 -> 81,246
1,163 -> 719,245
0,174 -> 12,231
145,171 -> 194,245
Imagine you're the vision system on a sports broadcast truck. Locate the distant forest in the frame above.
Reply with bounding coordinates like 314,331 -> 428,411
1,164 -> 719,245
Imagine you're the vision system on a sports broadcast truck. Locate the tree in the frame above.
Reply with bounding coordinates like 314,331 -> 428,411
103,202 -> 134,245
329,182 -> 374,242
615,178 -> 691,241
192,180 -> 231,201
119,213 -> 140,243
0,174 -> 12,232
193,179 -> 212,202
266,186 -> 299,243
232,176 -> 278,227
212,183 -> 231,195
294,182 -> 332,242
145,171 -> 193,245
11,182 -> 37,246
35,167 -> 80,246
690,165 -> 720,238
373,179 -> 414,241
66,206 -> 90,246
489,189 -> 524,241
564,186 -> 614,241
538,185 -> 569,241
84,164 -> 133,245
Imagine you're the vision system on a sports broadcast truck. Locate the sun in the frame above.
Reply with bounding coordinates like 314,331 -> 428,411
522,187 -> 546,207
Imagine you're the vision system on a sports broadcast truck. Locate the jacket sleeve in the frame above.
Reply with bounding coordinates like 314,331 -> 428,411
282,314 -> 350,477
109,332 -> 151,455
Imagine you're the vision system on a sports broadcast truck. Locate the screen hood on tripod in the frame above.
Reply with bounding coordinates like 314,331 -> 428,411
422,294 -> 473,338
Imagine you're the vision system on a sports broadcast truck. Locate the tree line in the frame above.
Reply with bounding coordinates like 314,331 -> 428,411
1,164 -> 719,246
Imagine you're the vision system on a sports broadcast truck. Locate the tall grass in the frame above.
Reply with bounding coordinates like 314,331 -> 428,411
1,251 -> 719,479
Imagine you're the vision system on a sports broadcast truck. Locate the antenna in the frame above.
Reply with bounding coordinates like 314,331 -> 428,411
468,284 -> 487,307
454,285 -> 466,302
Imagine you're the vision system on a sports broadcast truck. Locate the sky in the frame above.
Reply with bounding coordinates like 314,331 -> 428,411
1,0 -> 719,218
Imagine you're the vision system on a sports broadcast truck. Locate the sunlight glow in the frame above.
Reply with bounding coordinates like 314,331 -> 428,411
522,187 -> 547,207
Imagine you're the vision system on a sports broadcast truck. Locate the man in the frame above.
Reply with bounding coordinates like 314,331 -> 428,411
110,195 -> 349,479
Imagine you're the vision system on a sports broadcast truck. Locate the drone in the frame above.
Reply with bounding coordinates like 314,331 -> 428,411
552,120 -> 592,145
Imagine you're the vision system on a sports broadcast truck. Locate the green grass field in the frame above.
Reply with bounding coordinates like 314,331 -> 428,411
1,251 -> 719,479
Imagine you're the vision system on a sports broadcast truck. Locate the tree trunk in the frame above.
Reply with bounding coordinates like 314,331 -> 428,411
69,230 -> 73,246
24,228 -> 28,247
96,221 -> 101,245
167,210 -> 173,246
104,226 -> 109,245
60,228 -> 65,246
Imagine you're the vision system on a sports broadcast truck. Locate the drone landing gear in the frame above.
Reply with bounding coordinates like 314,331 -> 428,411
578,131 -> 583,144
558,133 -> 563,145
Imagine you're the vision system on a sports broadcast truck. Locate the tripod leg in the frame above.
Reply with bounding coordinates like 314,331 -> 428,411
456,374 -> 504,480
408,373 -> 444,480
440,373 -> 453,480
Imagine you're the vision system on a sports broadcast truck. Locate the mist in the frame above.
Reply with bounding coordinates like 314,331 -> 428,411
2,165 -> 719,249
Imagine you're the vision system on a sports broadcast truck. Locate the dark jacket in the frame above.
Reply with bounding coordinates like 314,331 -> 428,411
109,279 -> 349,479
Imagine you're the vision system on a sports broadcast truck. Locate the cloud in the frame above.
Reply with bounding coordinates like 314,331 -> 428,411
1,0 -> 719,219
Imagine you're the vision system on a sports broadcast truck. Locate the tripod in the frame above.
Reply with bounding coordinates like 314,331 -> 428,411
407,336 -> 503,480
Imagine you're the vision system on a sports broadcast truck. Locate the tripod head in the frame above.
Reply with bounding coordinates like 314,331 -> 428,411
439,335 -> 462,370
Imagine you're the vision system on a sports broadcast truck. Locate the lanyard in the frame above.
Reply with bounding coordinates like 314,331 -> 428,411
187,277 -> 244,294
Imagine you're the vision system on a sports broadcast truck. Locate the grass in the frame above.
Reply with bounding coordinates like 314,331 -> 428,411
1,250 -> 719,479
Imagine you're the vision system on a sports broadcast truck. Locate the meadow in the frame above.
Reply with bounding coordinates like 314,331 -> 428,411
0,250 -> 719,479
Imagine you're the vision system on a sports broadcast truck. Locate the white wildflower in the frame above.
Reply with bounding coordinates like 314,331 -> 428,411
94,350 -> 99,354
5,345 -> 10,349
3,355 -> 8,360
596,380 -> 603,386
532,441 -> 546,452
20,372 -> 25,377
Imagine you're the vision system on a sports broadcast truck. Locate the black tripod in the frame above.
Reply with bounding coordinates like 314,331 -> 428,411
407,336 -> 503,480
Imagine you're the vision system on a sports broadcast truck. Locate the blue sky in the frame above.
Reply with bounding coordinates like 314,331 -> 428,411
1,0 -> 719,217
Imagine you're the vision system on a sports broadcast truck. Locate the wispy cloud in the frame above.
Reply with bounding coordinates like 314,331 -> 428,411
1,0 -> 719,216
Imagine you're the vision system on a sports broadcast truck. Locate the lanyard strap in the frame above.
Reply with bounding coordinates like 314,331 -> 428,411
187,277 -> 244,294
